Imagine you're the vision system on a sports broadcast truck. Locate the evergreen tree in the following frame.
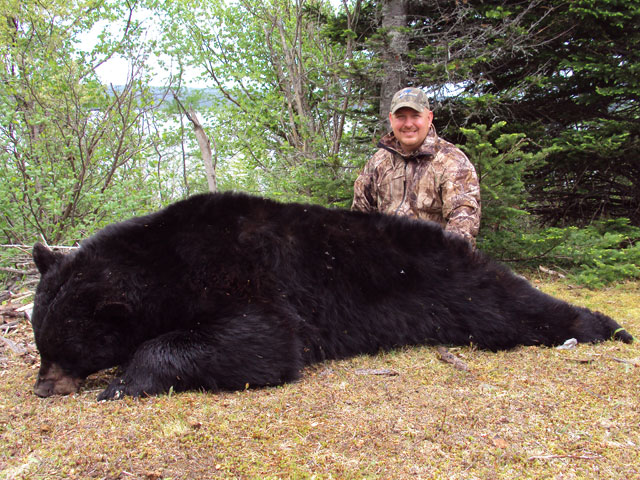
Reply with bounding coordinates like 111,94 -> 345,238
335,0 -> 640,225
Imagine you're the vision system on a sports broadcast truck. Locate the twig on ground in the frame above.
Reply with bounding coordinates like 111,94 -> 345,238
0,335 -> 27,355
538,265 -> 566,278
607,356 -> 640,367
0,307 -> 26,319
354,368 -> 399,376
528,453 -> 603,461
0,266 -> 36,275
1,320 -> 22,331
436,346 -> 470,372
566,354 -> 640,367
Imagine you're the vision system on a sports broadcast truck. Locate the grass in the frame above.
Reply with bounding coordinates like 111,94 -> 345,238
1,279 -> 639,479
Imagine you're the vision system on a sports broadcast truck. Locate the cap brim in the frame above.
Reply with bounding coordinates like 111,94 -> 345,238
391,102 -> 425,114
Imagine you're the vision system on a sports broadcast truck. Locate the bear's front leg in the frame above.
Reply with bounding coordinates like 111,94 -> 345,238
98,315 -> 302,400
97,330 -> 210,400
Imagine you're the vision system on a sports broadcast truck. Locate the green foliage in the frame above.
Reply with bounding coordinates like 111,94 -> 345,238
153,0 -> 371,207
0,0 -> 165,245
0,0 -> 637,293
461,122 -> 638,287
481,218 -> 640,288
342,0 -> 640,225
538,219 -> 640,288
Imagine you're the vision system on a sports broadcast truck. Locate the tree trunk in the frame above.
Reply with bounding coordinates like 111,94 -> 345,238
173,92 -> 217,193
187,108 -> 217,193
379,0 -> 409,127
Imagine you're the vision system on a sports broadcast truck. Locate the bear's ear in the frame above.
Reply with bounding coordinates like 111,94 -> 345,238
33,243 -> 63,275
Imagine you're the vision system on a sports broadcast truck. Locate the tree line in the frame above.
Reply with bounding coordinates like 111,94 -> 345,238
1,0 -> 638,286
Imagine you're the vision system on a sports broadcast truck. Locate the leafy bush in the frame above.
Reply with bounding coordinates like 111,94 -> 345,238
460,122 -> 640,288
546,219 -> 640,288
480,218 -> 640,288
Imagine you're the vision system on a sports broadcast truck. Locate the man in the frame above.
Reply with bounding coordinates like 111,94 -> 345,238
352,87 -> 481,246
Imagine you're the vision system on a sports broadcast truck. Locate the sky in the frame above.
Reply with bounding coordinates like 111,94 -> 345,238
79,12 -> 201,88
82,1 -> 346,88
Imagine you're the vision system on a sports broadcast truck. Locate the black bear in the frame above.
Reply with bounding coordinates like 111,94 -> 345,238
31,192 -> 633,400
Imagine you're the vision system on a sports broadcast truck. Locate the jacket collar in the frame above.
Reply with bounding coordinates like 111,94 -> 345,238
378,125 -> 438,160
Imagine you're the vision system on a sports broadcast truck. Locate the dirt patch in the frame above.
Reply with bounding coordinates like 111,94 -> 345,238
1,280 -> 639,479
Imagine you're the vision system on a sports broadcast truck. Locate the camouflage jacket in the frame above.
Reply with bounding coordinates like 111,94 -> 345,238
352,126 -> 481,246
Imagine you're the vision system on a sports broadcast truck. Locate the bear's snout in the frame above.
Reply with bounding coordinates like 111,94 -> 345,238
34,361 -> 82,397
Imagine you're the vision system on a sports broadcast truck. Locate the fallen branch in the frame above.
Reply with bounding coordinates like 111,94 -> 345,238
0,244 -> 77,249
8,292 -> 33,303
0,266 -> 36,275
528,453 -> 602,461
436,346 -> 470,372
538,265 -> 566,278
608,356 -> 640,367
1,320 -> 21,331
354,368 -> 399,376
0,307 -> 26,319
567,354 -> 640,367
0,335 -> 27,355
566,358 -> 594,364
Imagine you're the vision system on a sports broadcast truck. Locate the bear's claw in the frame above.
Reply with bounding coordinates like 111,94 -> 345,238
97,379 -> 127,401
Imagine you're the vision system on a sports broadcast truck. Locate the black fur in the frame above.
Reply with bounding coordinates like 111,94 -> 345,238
30,192 -> 633,400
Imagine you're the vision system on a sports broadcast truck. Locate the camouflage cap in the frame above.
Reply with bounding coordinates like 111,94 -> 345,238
390,87 -> 430,114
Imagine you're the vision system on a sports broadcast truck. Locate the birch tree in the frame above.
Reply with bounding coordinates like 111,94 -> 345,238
0,0 -> 159,244
156,0 -> 371,205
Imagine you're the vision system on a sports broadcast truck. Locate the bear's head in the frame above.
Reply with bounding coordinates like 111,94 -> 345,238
31,243 -> 135,397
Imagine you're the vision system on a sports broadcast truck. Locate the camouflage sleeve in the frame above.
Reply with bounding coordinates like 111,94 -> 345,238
441,153 -> 481,247
351,158 -> 377,213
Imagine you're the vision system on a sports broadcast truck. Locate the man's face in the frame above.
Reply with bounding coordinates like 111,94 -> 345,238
389,107 -> 433,153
